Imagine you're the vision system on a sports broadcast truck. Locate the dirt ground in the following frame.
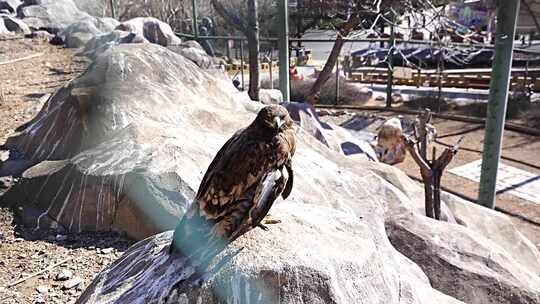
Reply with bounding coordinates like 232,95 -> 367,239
0,38 -> 135,304
323,109 -> 540,250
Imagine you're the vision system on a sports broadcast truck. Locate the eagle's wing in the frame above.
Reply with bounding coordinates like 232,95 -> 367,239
196,130 -> 293,221
281,159 -> 294,199
172,126 -> 294,256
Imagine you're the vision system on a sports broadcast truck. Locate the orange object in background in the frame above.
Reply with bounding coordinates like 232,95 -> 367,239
290,65 -> 304,81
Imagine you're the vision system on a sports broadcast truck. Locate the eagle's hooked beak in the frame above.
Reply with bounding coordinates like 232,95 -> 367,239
273,116 -> 284,130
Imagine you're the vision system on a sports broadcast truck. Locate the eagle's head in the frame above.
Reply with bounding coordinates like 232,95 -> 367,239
255,105 -> 293,133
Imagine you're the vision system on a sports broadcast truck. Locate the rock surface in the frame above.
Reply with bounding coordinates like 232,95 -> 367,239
57,19 -> 117,48
259,88 -> 283,105
2,43 -> 539,303
2,43 -> 241,239
0,15 -> 9,34
386,210 -> 540,304
116,17 -> 181,46
0,0 -> 20,13
80,30 -> 147,59
442,192 -> 540,275
167,40 -> 222,69
18,0 -> 95,33
2,15 -> 30,34
77,204 -> 465,304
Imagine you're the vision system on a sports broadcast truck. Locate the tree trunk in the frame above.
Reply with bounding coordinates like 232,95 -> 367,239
211,0 -> 260,101
305,35 -> 344,104
247,0 -> 260,101
306,16 -> 359,104
247,35 -> 260,101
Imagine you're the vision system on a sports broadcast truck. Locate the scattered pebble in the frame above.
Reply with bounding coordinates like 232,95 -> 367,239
100,248 -> 114,254
55,269 -> 73,281
36,285 -> 48,294
55,234 -> 67,241
62,277 -> 83,290
33,297 -> 46,304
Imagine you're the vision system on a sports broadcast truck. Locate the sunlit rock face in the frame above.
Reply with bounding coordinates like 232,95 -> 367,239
1,43 -> 539,303
2,43 -> 251,239
115,17 -> 182,46
76,204 -> 465,304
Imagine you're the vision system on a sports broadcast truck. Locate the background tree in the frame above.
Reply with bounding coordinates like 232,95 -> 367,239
211,0 -> 261,101
305,0 -> 442,104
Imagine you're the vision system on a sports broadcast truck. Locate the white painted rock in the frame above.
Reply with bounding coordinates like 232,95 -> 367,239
18,0 -> 95,34
116,17 -> 181,46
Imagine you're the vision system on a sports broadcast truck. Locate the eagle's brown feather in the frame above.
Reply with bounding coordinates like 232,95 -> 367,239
170,105 -> 296,262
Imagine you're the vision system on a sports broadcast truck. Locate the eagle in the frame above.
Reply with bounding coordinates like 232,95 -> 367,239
169,104 -> 296,268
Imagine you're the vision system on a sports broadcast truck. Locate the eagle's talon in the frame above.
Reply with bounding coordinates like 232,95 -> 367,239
257,223 -> 269,231
262,217 -> 282,225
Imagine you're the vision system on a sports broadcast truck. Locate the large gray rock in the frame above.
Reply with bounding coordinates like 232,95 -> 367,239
95,17 -> 119,32
18,0 -> 95,33
2,15 -> 30,34
167,40 -> 222,69
0,0 -> 20,13
0,15 -> 9,34
259,88 -> 283,105
80,30 -> 147,59
442,192 -> 540,275
116,17 -> 182,46
386,209 -> 540,304
77,204 -> 464,304
58,19 -> 100,48
2,43 -> 539,303
56,18 -> 119,48
2,44 -> 229,238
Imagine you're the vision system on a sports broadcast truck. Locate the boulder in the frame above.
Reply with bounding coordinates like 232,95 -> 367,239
80,30 -> 147,59
0,15 -> 9,34
2,44 -> 242,238
386,210 -> 540,304
441,192 -> 540,275
77,204 -> 464,304
167,40 -> 221,69
116,17 -> 182,46
57,18 -> 119,48
284,102 -> 378,161
26,29 -> 53,40
57,19 -> 101,48
18,0 -> 95,34
0,0 -> 20,13
2,43 -> 539,303
95,17 -> 119,32
259,88 -> 283,105
2,15 -> 31,35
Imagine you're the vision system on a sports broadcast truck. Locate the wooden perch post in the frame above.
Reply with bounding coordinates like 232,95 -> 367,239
404,110 -> 462,220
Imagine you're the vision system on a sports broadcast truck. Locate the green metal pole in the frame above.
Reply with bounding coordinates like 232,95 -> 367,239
192,0 -> 198,38
277,0 -> 290,102
478,0 -> 520,209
